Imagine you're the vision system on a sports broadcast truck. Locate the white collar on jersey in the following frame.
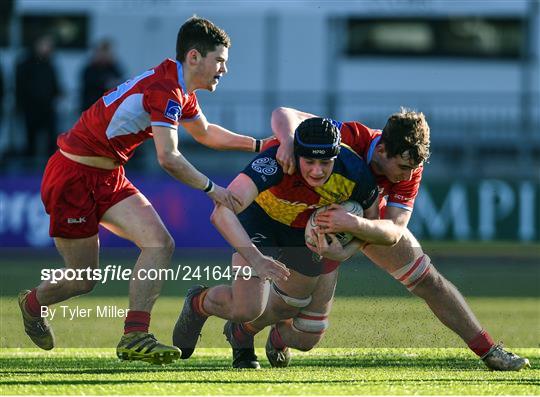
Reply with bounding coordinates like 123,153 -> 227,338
175,60 -> 189,98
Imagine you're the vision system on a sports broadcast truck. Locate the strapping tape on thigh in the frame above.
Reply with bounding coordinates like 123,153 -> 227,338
391,254 -> 432,291
271,281 -> 312,308
292,310 -> 329,334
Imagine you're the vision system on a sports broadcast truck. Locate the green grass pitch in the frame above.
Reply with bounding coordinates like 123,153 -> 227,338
1,243 -> 538,395
1,347 -> 538,395
1,296 -> 539,395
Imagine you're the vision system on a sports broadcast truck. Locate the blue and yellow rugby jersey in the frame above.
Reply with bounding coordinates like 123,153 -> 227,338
241,145 -> 378,228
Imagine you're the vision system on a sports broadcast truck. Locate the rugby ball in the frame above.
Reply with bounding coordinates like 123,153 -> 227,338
305,200 -> 364,247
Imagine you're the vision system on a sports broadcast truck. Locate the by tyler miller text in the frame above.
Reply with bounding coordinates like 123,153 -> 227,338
41,305 -> 129,320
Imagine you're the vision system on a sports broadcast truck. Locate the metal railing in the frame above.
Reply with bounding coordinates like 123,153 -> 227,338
1,90 -> 539,179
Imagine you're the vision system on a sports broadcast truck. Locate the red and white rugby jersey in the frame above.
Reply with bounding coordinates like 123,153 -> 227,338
334,120 -> 422,212
58,58 -> 201,164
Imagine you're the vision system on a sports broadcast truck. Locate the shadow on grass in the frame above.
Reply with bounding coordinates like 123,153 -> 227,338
1,378 -> 538,387
0,357 -> 232,374
0,356 -> 505,373
296,355 -> 482,369
1,353 -> 537,379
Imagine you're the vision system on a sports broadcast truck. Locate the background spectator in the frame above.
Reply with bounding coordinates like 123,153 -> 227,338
80,39 -> 123,112
15,34 -> 61,158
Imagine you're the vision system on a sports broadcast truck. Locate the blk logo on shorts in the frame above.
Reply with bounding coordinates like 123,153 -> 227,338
164,99 -> 181,122
67,217 -> 87,224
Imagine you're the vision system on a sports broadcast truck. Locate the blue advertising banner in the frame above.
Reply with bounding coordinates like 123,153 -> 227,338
0,175 -> 232,247
1,175 -> 538,247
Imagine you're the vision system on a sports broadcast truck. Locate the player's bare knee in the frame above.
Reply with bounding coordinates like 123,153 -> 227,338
204,285 -> 231,314
141,231 -> 175,256
294,333 -> 323,352
229,306 -> 263,323
229,290 -> 265,323
159,232 -> 175,254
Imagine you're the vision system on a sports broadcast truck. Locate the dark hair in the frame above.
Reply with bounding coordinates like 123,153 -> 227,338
294,117 -> 341,159
176,16 -> 231,62
381,107 -> 431,164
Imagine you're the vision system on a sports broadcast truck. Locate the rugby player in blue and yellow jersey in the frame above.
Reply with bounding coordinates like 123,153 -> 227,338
173,117 -> 404,368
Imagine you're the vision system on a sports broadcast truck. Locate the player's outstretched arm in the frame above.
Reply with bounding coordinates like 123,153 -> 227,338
210,174 -> 290,282
317,203 -> 403,246
181,114 -> 259,152
271,107 -> 317,174
153,125 -> 242,212
383,206 -> 413,228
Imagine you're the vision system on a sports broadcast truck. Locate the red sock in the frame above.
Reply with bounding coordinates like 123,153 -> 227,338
230,323 -> 255,344
25,289 -> 42,317
467,329 -> 495,357
270,326 -> 286,350
124,311 -> 150,334
191,289 -> 210,317
241,322 -> 260,336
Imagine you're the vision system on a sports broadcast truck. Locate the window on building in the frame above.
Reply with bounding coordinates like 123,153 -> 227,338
22,14 -> 88,49
346,17 -> 524,59
0,0 -> 14,47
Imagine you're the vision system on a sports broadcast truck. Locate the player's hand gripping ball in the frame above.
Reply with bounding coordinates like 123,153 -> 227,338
305,200 -> 363,247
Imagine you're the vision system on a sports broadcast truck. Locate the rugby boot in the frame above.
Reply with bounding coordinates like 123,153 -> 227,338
482,344 -> 531,371
172,285 -> 208,359
117,332 -> 180,365
265,326 -> 291,368
18,290 -> 55,350
223,320 -> 261,369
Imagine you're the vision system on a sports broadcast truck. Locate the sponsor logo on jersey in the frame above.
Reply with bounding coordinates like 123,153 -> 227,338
164,99 -> 182,122
251,157 -> 278,176
393,194 -> 411,202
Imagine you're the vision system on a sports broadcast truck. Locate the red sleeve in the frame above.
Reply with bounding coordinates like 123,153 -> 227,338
179,92 -> 200,121
340,121 -> 377,157
144,82 -> 183,129
262,137 -> 279,151
387,167 -> 423,210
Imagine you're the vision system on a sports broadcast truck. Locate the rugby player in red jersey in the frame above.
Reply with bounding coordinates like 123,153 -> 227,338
173,117 -> 404,368
263,107 -> 529,371
17,16 -> 266,365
